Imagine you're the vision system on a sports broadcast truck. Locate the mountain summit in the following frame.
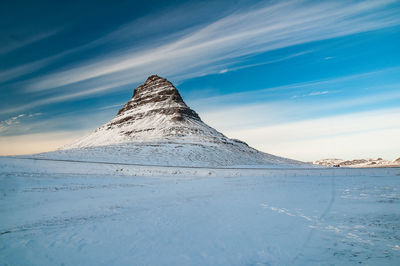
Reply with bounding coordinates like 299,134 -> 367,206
117,75 -> 201,122
66,75 -> 231,147
58,75 -> 304,167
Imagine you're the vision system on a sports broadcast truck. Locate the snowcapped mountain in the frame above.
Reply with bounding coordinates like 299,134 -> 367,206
64,75 -> 232,147
38,75 -> 305,167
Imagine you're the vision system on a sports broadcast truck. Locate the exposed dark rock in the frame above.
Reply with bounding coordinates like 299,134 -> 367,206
115,75 -> 201,124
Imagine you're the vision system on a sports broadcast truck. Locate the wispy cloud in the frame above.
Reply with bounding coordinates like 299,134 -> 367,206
0,47 -> 81,83
190,66 -> 400,111
308,91 -> 330,96
199,83 -> 400,131
292,90 -> 331,98
0,58 -> 54,83
226,107 -> 400,161
0,81 -> 128,115
96,103 -> 124,111
0,113 -> 42,133
218,50 -> 314,74
23,0 -> 400,96
0,114 -> 25,127
0,28 -> 61,55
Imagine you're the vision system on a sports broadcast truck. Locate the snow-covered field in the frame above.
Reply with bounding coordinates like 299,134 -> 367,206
1,157 -> 400,265
31,141 -> 306,168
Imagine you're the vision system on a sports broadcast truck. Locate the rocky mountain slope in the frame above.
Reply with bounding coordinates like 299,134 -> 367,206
34,75 -> 305,167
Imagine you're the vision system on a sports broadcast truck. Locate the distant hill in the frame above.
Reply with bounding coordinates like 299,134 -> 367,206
314,157 -> 400,168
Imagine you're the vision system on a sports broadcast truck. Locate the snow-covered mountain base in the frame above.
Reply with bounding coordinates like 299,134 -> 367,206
33,141 -> 304,167
36,75 -> 305,167
1,157 -> 400,265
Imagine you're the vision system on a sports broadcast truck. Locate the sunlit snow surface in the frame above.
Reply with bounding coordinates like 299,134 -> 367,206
1,157 -> 400,265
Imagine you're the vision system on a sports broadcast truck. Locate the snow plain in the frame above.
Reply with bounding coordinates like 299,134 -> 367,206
1,157 -> 400,265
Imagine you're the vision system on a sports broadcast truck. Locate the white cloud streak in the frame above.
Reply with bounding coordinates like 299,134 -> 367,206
0,28 -> 61,55
23,0 -> 400,95
0,113 -> 41,133
0,58 -> 54,83
0,81 -> 128,115
218,50 -> 314,74
0,114 -> 25,126
0,47 -> 82,83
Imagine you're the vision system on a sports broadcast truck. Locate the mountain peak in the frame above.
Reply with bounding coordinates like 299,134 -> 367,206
66,75 -> 221,148
145,74 -> 167,84
60,75 -> 303,167
117,75 -> 201,122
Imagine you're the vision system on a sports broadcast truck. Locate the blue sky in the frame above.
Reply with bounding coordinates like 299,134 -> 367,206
1,0 -> 400,160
